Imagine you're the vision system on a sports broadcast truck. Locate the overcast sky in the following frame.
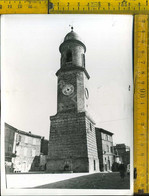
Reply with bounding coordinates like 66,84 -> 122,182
2,15 -> 133,146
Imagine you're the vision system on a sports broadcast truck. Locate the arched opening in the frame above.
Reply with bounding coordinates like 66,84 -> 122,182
82,53 -> 85,67
66,50 -> 72,62
94,160 -> 96,171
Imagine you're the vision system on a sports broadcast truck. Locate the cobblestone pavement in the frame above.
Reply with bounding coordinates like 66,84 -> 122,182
35,172 -> 130,189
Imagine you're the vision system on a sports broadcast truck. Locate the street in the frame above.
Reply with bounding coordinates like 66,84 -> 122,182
6,172 -> 130,189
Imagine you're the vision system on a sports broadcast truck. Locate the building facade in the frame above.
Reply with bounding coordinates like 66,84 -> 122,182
5,124 -> 17,173
114,144 -> 130,166
95,128 -> 114,172
5,123 -> 44,173
47,28 -> 100,173
14,130 -> 41,172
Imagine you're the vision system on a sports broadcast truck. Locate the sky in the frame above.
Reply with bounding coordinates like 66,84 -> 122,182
2,14 -> 133,147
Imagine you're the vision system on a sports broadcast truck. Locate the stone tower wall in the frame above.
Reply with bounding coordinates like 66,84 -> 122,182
47,113 -> 90,172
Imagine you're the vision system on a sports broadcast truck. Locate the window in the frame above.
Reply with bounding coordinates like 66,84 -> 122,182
105,157 -> 107,163
110,146 -> 113,153
16,134 -> 21,143
94,160 -> 96,171
107,145 -> 109,152
102,144 -> 105,151
19,135 -> 21,141
90,123 -> 92,131
66,50 -> 72,62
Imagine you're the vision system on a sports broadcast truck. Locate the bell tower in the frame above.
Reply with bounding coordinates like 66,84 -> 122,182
57,26 -> 90,114
47,27 -> 100,173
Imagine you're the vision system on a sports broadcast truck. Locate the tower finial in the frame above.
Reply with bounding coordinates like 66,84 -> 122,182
69,25 -> 73,32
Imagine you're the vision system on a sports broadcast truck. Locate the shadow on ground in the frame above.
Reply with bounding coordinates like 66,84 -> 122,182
34,172 -> 130,189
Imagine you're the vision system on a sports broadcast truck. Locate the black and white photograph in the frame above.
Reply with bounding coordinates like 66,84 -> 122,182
1,14 -> 133,195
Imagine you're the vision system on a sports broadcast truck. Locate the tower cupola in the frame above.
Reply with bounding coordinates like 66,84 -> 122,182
59,27 -> 86,69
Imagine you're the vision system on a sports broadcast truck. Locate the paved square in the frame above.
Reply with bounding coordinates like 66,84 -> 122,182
35,172 -> 130,189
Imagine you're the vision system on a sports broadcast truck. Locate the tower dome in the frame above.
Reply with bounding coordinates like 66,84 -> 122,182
64,27 -> 81,42
57,26 -> 89,79
59,27 -> 86,53
64,31 -> 81,42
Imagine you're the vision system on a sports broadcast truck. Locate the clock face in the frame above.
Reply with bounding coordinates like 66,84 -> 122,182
62,84 -> 74,96
85,88 -> 89,99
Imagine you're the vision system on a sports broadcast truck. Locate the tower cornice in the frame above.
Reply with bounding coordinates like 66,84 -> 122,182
56,65 -> 90,79
50,111 -> 95,125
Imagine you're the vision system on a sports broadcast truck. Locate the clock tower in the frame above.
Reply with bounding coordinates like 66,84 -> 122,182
47,27 -> 100,173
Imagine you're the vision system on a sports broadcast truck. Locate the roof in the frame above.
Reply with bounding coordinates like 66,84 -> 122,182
64,31 -> 81,42
17,130 -> 42,139
5,123 -> 43,139
114,144 -> 130,149
95,127 -> 114,136
115,144 -> 126,147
